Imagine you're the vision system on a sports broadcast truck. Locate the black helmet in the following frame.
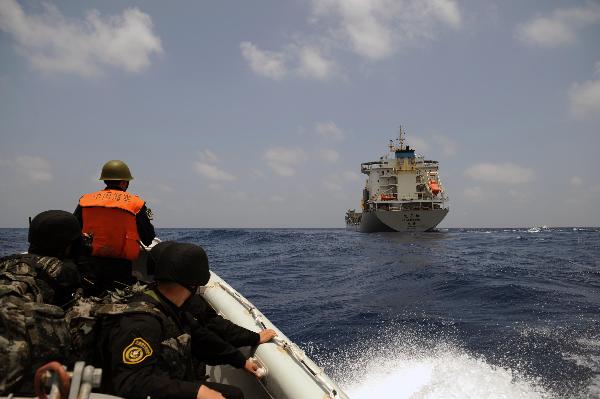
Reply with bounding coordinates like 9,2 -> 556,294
147,241 -> 176,275
28,210 -> 81,256
153,242 -> 211,287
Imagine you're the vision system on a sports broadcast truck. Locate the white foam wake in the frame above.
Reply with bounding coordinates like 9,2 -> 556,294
336,343 -> 552,399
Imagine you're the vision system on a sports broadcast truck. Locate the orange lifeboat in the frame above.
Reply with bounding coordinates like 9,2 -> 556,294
428,180 -> 441,195
380,193 -> 396,201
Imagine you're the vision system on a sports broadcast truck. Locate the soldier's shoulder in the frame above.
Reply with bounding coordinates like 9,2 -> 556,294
0,253 -> 43,272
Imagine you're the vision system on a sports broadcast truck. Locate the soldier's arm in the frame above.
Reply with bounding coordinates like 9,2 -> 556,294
187,314 -> 248,369
136,204 -> 156,246
73,205 -> 83,228
185,295 -> 260,348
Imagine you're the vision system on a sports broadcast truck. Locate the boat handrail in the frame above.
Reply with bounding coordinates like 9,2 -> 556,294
210,280 -> 341,399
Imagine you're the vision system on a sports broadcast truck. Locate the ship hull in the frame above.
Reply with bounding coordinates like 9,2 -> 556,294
355,208 -> 448,233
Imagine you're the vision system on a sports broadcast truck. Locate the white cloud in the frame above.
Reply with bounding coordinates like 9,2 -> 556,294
194,162 -> 236,181
194,150 -> 237,181
264,147 -> 306,164
407,136 -> 430,152
322,170 -> 360,192
464,163 -> 534,184
231,191 -> 248,201
508,188 -> 530,202
240,41 -> 287,80
316,121 -> 345,141
15,155 -> 53,182
322,174 -> 343,192
569,62 -> 600,119
311,0 -> 462,60
516,3 -> 600,48
263,147 -> 306,176
428,0 -> 462,28
198,149 -> 219,163
0,155 -> 53,182
433,134 -> 457,156
240,41 -> 335,80
0,0 -> 162,77
250,169 -> 266,179
407,134 -> 457,156
297,45 -> 335,79
570,176 -> 583,187
319,149 -> 340,163
268,195 -> 285,204
313,0 -> 393,60
241,0 -> 460,80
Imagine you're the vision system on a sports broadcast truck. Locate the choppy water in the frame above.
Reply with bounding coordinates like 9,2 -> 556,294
1,227 -> 599,398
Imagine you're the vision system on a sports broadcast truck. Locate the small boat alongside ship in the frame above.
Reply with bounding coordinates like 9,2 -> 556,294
346,126 -> 449,233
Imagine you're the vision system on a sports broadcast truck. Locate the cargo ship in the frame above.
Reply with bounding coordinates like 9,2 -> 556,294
346,126 -> 449,232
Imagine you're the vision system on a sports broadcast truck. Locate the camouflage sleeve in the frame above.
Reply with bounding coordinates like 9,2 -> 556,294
37,257 -> 80,289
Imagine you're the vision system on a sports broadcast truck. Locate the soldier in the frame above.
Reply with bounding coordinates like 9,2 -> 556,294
149,241 -> 277,362
0,210 -> 85,394
74,160 -> 155,295
97,242 -> 275,399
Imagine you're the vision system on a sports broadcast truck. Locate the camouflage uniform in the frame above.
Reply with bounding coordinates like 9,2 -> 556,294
0,254 -> 79,395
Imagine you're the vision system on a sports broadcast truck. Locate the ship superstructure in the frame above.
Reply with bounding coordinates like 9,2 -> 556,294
346,126 -> 449,232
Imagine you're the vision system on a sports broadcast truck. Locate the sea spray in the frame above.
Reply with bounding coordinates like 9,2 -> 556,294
316,327 -> 552,399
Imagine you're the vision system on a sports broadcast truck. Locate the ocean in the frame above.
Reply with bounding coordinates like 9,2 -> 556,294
1,227 -> 599,398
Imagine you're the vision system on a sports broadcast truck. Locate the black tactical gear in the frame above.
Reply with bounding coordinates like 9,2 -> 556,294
97,288 -> 245,399
99,291 -> 202,399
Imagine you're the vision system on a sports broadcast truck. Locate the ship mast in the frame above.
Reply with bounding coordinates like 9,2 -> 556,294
389,125 -> 407,153
399,125 -> 406,150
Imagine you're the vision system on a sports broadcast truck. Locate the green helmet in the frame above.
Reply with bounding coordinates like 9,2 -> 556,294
99,160 -> 133,181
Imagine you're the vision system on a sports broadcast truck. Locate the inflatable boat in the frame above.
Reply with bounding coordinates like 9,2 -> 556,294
22,244 -> 350,399
201,271 -> 349,399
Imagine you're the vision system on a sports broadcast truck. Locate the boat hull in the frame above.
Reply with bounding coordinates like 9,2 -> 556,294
201,273 -> 349,399
356,208 -> 448,233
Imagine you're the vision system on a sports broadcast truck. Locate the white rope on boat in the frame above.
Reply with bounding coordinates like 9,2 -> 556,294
212,280 -> 340,399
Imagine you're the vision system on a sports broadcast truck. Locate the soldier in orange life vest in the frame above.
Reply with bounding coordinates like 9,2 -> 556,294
74,160 -> 155,295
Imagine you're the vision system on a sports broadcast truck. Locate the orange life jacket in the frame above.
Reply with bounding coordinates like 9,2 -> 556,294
79,189 -> 145,261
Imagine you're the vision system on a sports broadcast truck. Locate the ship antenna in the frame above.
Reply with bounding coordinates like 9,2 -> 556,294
399,125 -> 406,150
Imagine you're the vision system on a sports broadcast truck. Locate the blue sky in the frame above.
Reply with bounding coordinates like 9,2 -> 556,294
1,0 -> 599,228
